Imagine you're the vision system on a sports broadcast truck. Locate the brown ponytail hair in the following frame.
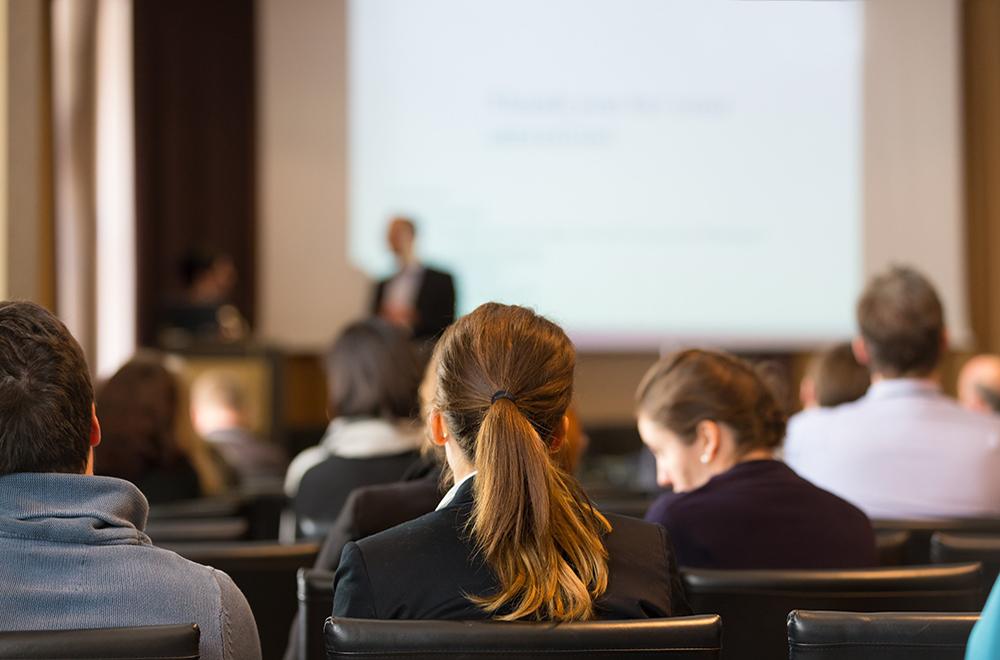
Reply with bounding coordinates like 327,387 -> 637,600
636,349 -> 787,452
431,303 -> 611,621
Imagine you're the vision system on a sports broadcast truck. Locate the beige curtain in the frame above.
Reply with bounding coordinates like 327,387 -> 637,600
50,0 -> 98,362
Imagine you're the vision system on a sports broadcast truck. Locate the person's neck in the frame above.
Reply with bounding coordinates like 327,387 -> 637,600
870,371 -> 939,386
446,441 -> 476,484
396,253 -> 418,270
734,447 -> 774,466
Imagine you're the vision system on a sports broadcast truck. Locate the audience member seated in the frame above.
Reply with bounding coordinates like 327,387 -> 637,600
958,354 -> 1000,414
191,369 -> 287,490
784,266 -> 1000,519
0,301 -> 260,660
800,342 -> 870,408
966,576 -> 1000,659
94,354 -> 203,504
638,349 -> 876,569
285,319 -> 424,532
333,303 -> 689,621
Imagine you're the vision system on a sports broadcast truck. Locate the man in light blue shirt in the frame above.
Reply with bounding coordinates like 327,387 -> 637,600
785,266 -> 1000,520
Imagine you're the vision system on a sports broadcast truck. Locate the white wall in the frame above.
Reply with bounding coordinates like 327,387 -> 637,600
864,0 -> 967,345
257,0 -> 369,350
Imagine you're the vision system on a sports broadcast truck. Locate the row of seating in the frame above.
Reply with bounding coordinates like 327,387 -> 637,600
299,562 -> 985,660
0,610 -> 976,660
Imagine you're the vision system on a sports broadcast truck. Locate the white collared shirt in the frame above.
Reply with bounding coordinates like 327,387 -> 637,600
383,263 -> 425,311
436,470 -> 477,511
784,379 -> 1000,520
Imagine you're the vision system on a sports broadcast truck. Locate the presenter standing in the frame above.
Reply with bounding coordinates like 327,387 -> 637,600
372,216 -> 456,342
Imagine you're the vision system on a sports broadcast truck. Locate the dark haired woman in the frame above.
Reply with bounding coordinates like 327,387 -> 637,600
286,318 -> 425,535
637,349 -> 876,570
95,355 -> 202,504
332,303 -> 688,621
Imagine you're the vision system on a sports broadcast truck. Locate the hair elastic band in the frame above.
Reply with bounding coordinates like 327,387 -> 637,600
491,390 -> 516,404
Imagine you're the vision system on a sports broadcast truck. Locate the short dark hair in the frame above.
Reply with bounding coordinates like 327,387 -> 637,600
326,319 -> 421,420
857,266 -> 944,377
809,343 -> 870,407
636,349 -> 787,452
0,301 -> 94,475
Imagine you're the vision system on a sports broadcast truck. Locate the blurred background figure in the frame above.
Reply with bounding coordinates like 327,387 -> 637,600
372,217 -> 456,342
160,251 -> 248,345
94,354 -> 203,504
799,342 -> 871,409
958,354 -> 1000,414
285,318 -> 425,537
190,369 -> 288,491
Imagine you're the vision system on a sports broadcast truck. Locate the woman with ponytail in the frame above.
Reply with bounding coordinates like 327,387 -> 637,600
637,349 -> 877,570
332,303 -> 688,621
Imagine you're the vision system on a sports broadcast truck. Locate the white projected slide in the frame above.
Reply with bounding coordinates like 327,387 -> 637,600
348,0 -> 862,349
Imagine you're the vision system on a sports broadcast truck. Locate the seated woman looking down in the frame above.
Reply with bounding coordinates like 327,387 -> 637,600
638,349 -> 877,570
333,303 -> 688,621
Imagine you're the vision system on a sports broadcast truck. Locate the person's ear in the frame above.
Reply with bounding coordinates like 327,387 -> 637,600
852,336 -> 870,367
89,404 -> 101,448
547,415 -> 569,454
429,410 -> 449,447
695,420 -> 721,464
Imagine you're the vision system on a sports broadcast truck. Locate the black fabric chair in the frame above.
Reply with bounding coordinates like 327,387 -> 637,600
682,563 -> 982,660
873,519 -> 1000,564
324,615 -> 722,660
165,541 -> 319,660
296,568 -> 335,660
875,529 -> 910,566
0,624 -> 200,659
148,491 -> 289,541
931,531 -> 1000,607
787,610 -> 979,660
145,517 -> 249,543
148,496 -> 242,520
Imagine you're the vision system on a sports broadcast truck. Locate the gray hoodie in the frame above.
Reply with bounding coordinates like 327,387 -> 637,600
0,472 -> 261,660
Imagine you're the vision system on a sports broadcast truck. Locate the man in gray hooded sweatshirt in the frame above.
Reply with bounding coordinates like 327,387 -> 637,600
0,301 -> 260,660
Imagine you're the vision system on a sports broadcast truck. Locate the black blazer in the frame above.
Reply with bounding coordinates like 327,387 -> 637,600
372,267 -> 456,341
294,451 -> 423,535
332,477 -> 690,620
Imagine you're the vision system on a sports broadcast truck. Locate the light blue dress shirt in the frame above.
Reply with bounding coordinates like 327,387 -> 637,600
966,576 -> 1000,659
784,379 -> 1000,520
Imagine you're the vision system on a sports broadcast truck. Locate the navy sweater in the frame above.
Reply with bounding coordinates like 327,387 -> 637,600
645,460 -> 877,570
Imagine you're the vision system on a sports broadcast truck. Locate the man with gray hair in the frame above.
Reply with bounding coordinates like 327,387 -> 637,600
784,266 -> 1000,520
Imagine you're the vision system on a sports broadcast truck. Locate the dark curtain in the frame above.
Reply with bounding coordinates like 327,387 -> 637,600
133,0 -> 256,347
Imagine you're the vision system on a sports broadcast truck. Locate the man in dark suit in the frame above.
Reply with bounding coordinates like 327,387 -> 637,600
372,217 -> 456,341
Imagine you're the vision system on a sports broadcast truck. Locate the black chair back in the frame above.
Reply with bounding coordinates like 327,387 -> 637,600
324,615 -> 722,660
146,517 -> 249,544
875,529 -> 910,566
682,563 -> 982,660
165,541 -> 318,660
873,518 -> 1000,564
0,624 -> 199,659
931,531 -> 1000,607
297,568 -> 335,660
787,610 -> 979,660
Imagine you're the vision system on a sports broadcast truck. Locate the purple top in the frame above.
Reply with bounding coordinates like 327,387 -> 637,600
645,459 -> 877,570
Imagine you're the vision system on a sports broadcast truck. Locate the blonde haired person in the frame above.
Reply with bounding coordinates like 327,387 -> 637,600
332,303 -> 688,621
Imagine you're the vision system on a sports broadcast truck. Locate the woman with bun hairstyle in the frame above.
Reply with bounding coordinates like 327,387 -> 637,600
332,303 -> 689,621
637,349 -> 876,570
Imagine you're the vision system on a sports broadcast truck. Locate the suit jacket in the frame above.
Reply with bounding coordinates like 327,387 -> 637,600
372,266 -> 456,341
332,477 -> 690,620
